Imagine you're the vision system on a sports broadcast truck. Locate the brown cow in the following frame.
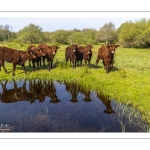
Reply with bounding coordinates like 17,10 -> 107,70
109,44 -> 119,70
0,46 -> 36,76
65,44 -> 78,67
28,45 -> 45,71
95,44 -> 119,73
77,45 -> 93,67
84,45 -> 93,67
38,44 -> 59,71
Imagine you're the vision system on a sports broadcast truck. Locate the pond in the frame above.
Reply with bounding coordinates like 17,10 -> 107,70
0,79 -> 149,132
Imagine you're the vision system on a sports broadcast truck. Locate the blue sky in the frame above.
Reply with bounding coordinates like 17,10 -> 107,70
0,17 -> 146,32
0,1 -> 150,32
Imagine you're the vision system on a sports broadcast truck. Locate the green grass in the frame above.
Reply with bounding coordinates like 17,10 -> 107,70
0,43 -> 150,124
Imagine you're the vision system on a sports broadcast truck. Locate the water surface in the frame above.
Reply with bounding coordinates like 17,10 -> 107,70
0,79 -> 149,132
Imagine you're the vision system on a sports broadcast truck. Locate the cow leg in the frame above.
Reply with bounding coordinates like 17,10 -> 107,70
43,57 -> 46,66
22,64 -> 27,74
109,60 -> 114,71
47,61 -> 50,71
51,60 -> 53,69
88,60 -> 91,68
84,59 -> 87,66
81,59 -> 83,66
1,60 -> 8,73
75,59 -> 78,67
66,56 -> 68,65
12,63 -> 17,76
95,56 -> 100,66
36,59 -> 40,70
103,60 -> 105,68
105,61 -> 110,74
29,60 -> 31,67
32,60 -> 36,72
39,57 -> 42,67
109,63 -> 113,71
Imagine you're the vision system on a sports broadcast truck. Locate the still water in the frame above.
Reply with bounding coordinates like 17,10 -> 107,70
0,79 -> 149,132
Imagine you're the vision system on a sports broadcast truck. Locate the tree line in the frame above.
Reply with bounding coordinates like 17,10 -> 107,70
0,18 -> 150,48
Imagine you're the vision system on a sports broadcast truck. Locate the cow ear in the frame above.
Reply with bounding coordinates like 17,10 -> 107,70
57,46 -> 60,49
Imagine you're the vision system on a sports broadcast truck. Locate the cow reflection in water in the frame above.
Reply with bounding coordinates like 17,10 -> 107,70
0,79 -> 60,104
28,79 -> 60,104
0,80 -> 34,103
0,80 -> 115,115
97,93 -> 115,114
65,82 -> 115,114
65,82 -> 79,102
65,82 -> 92,102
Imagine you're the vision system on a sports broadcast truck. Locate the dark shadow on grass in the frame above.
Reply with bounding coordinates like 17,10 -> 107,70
110,67 -> 119,72
90,64 -> 102,69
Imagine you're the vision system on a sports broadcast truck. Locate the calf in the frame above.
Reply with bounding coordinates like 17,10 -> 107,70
38,44 -> 59,71
84,45 -> 93,67
109,44 -> 119,70
28,45 -> 45,71
65,44 -> 78,67
95,44 -> 119,73
77,45 -> 93,67
0,46 -> 36,76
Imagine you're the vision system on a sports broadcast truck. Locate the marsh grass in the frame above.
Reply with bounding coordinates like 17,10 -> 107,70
0,43 -> 150,124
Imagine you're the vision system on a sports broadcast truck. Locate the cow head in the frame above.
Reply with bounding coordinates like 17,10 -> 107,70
51,45 -> 59,55
109,44 -> 119,54
38,44 -> 49,54
27,45 -> 37,59
70,44 -> 78,53
85,45 -> 93,54
37,48 -> 46,57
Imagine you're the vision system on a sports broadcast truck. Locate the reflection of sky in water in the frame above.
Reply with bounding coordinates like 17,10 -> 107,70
0,80 -> 149,132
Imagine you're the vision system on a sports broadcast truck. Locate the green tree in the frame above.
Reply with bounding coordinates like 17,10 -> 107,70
97,22 -> 116,45
118,19 -> 147,47
42,32 -> 51,43
17,23 -> 43,44
50,30 -> 69,44
0,24 -> 14,41
82,28 -> 98,45
67,30 -> 83,44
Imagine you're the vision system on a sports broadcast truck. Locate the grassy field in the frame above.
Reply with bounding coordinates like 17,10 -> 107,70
0,42 -> 150,124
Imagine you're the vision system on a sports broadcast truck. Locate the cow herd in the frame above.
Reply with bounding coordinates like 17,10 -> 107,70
0,43 -> 119,76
